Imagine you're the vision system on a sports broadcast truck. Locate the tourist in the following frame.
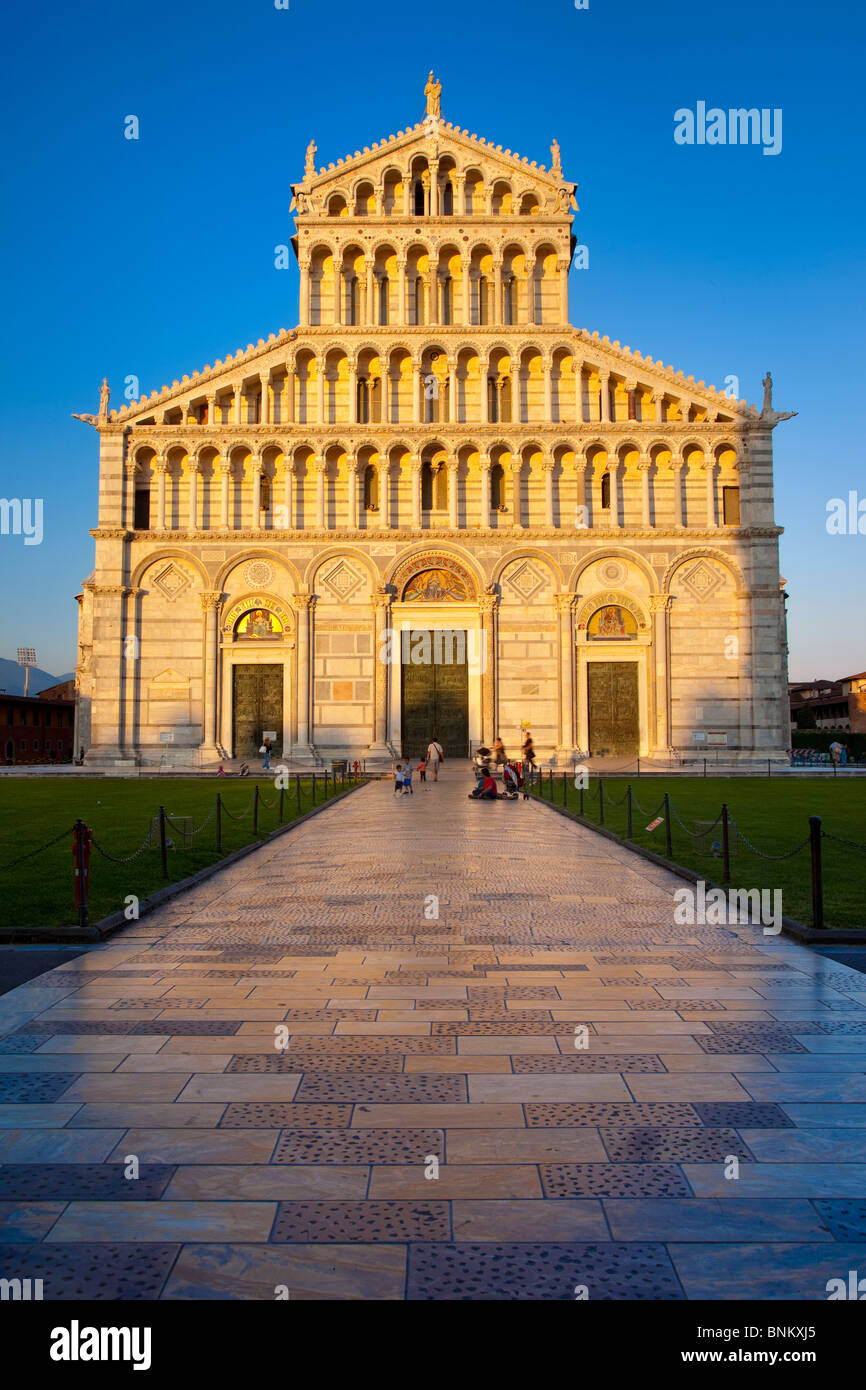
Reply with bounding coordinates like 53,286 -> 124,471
468,770 -> 498,800
216,765 -> 226,777
393,763 -> 403,795
426,735 -> 444,781
260,736 -> 272,771
402,760 -> 414,795
493,736 -> 507,766
417,756 -> 427,783
522,732 -> 536,768
829,739 -> 844,767
239,761 -> 250,777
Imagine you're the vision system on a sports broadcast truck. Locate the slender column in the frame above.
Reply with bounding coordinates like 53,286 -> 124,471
410,456 -> 422,528
421,171 -> 430,216
348,361 -> 357,425
333,264 -> 341,324
205,394 -> 215,426
480,591 -> 498,746
639,456 -> 652,527
574,360 -> 583,422
234,385 -> 242,424
315,457 -> 326,528
493,259 -> 502,324
298,258 -> 310,326
378,459 -> 389,529
430,160 -> 439,216
413,362 -> 423,423
479,453 -> 491,528
543,357 -> 553,421
599,371 -> 610,422
555,593 -> 576,760
461,258 -> 470,326
369,587 -> 392,755
397,258 -> 407,323
155,460 -> 167,531
448,462 -> 459,528
252,456 -> 262,522
511,361 -> 521,423
558,257 -> 569,322
317,365 -> 325,425
123,460 -> 137,530
189,459 -> 199,531
403,178 -> 411,215
285,366 -> 295,423
219,460 -> 231,529
652,390 -> 664,424
575,459 -> 587,529
650,594 -> 673,753
366,260 -> 374,325
673,458 -> 685,528
281,461 -> 292,529
200,592 -> 221,754
347,456 -> 358,529
480,357 -> 490,423
448,361 -> 457,423
704,459 -> 717,527
294,594 -> 314,755
526,264 -> 536,324
543,458 -> 555,527
607,457 -> 621,528
260,374 -> 270,425
511,460 -> 523,527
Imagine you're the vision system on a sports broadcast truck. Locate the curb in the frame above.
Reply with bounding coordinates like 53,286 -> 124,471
0,780 -> 368,946
531,794 -> 866,944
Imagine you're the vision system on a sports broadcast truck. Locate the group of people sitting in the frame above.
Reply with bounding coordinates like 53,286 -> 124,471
468,737 -> 529,801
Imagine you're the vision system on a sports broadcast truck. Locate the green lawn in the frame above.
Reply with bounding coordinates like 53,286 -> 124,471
0,774 -> 360,930
532,774 -> 866,930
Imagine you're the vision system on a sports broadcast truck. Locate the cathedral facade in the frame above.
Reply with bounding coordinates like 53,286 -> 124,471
74,80 -> 791,767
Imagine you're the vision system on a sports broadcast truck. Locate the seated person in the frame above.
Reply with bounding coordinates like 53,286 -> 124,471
469,772 -> 499,800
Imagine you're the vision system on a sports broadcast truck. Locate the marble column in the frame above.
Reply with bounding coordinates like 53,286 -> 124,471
281,461 -> 292,530
260,374 -> 270,425
511,362 -> 521,423
650,594 -> 673,753
555,592 -> 576,762
397,258 -> 407,323
285,367 -> 295,423
348,362 -> 357,425
347,457 -> 359,529
493,260 -> 502,323
315,457 -> 326,528
575,459 -> 587,529
480,358 -> 490,423
448,361 -> 458,422
704,459 -> 717,527
543,359 -> 553,421
543,459 -> 555,527
558,257 -> 569,322
155,461 -> 167,531
673,459 -> 685,528
124,460 -> 137,530
448,462 -> 459,528
511,461 -> 523,528
368,588 -> 393,761
480,590 -> 498,745
479,454 -> 491,528
293,594 -> 316,762
639,456 -> 652,527
411,456 -> 422,528
219,461 -> 231,530
234,385 -> 242,424
298,259 -> 310,326
317,367 -> 325,425
251,458 -> 262,523
378,459 -> 390,529
599,372 -> 611,422
413,363 -> 423,422
189,459 -> 199,531
653,390 -> 664,424
200,592 -> 222,755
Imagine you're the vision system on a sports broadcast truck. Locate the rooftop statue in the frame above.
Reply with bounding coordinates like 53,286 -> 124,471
304,139 -> 317,177
759,371 -> 798,427
424,71 -> 441,118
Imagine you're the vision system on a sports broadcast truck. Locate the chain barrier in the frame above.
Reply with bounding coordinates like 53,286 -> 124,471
726,816 -> 811,862
670,805 -> 723,840
221,794 -> 256,822
0,825 -> 77,873
91,827 -> 156,865
822,830 -> 866,855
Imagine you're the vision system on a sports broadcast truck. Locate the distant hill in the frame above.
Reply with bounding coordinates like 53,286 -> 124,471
0,658 -> 75,696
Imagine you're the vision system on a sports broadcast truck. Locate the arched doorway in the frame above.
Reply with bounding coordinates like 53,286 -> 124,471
221,597 -> 294,757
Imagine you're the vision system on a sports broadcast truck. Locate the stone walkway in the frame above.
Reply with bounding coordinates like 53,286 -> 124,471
1,767 -> 865,1300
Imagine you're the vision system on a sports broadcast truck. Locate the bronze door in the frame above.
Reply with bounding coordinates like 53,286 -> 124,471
400,633 -> 469,758
587,662 -> 639,756
232,664 -> 283,756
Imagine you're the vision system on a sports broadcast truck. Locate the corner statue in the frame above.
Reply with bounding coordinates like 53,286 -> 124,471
759,371 -> 798,428
304,140 -> 317,178
72,377 -> 110,428
424,72 -> 441,118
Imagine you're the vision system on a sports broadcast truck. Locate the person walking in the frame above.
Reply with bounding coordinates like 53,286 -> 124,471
493,736 -> 507,766
402,760 -> 414,795
426,735 -> 444,781
261,736 -> 272,771
393,763 -> 404,796
417,756 -> 427,783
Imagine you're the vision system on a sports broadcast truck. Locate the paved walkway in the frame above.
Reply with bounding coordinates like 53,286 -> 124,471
1,768 -> 865,1300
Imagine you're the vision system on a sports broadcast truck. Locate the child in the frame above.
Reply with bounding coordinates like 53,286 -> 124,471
402,761 -> 414,795
417,757 -> 427,783
393,763 -> 403,795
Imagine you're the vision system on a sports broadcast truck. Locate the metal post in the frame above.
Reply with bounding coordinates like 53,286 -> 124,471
279,784 -> 284,825
809,816 -> 824,929
216,793 -> 222,851
253,783 -> 259,836
721,802 -> 730,884
562,770 -> 567,806
325,769 -> 329,798
637,755 -> 640,778
768,758 -> 771,778
579,780 -> 584,816
158,805 -> 168,879
703,757 -> 707,778
626,784 -> 632,839
312,774 -> 316,805
664,793 -> 672,857
598,780 -> 604,826
296,774 -> 302,815
548,768 -> 553,799
74,819 -> 89,930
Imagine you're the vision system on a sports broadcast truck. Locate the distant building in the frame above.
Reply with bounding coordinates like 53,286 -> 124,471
789,673 -> 866,732
0,693 -> 75,764
38,680 -> 76,702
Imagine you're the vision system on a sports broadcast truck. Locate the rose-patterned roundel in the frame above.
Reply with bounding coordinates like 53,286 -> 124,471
244,560 -> 273,588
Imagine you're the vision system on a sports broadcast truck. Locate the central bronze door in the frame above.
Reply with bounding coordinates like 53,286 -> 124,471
232,664 -> 283,756
587,662 -> 639,756
401,632 -> 469,759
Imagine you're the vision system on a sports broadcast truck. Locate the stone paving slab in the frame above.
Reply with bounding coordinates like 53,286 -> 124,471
2,766 -> 866,1299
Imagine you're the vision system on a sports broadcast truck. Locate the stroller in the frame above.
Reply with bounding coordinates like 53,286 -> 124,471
472,746 -> 493,777
502,760 -> 525,799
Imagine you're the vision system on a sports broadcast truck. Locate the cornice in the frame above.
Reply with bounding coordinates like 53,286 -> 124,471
125,420 -> 747,445
120,524 -> 780,544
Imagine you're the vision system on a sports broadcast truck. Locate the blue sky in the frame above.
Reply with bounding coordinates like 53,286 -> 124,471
0,0 -> 863,681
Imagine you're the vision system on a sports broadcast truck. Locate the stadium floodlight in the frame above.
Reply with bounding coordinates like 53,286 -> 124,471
17,647 -> 37,697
